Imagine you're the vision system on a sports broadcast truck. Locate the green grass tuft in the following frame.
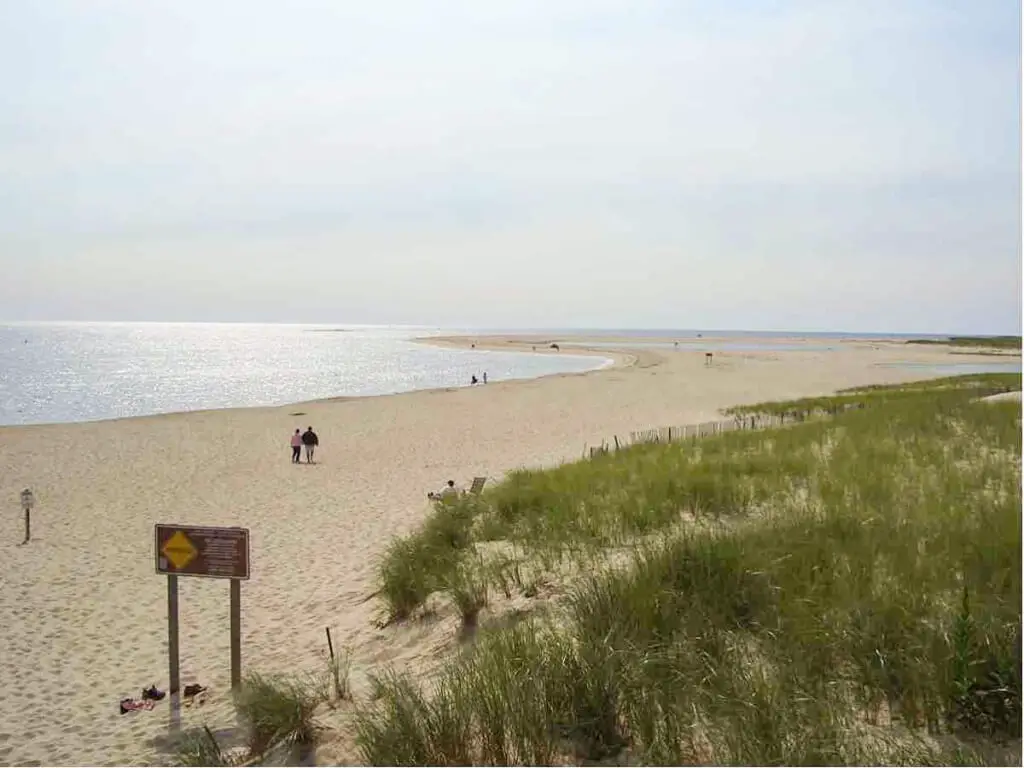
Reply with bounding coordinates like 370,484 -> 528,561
235,672 -> 325,759
377,496 -> 481,621
442,554 -> 489,627
174,725 -> 242,767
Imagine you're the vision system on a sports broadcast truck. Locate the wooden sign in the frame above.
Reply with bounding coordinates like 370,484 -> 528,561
155,524 -> 250,580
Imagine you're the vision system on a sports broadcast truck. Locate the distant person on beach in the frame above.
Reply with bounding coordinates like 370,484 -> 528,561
471,375 -> 478,385
290,429 -> 302,463
301,426 -> 319,463
482,372 -> 488,384
428,480 -> 459,500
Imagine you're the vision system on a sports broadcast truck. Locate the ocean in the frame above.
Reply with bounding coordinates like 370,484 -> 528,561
0,323 -> 1018,427
0,323 -> 609,427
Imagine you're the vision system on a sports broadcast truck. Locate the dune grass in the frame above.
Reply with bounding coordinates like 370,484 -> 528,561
174,725 -> 243,767
174,670 -> 334,766
361,373 -> 1021,765
907,336 -> 1021,350
376,373 -> 1020,624
234,672 -> 326,759
170,645 -> 357,767
326,646 -> 353,703
377,499 -> 480,622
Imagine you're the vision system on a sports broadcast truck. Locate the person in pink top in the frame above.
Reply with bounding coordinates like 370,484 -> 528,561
290,429 -> 302,464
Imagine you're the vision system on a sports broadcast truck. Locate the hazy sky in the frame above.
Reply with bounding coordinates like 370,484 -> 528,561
1,1 -> 1020,333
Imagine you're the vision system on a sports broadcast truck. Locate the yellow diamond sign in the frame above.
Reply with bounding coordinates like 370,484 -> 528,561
162,530 -> 198,570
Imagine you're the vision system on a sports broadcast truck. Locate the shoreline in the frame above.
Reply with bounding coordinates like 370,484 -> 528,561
0,337 -> 619,431
2,332 -> 1017,432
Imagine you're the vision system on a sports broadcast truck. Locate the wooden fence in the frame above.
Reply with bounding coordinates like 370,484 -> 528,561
586,412 -> 799,459
585,402 -> 871,459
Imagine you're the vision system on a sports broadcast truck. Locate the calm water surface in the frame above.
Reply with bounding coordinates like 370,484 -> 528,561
0,324 -> 609,426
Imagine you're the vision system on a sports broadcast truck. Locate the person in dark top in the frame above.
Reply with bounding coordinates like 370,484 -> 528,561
301,426 -> 319,464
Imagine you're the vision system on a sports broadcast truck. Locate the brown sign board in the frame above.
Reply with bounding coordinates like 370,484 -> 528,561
155,524 -> 250,580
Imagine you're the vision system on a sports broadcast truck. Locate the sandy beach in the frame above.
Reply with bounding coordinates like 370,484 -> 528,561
0,335 -> 1018,766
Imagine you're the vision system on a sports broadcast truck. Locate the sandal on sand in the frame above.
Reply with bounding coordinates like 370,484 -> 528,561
142,685 -> 166,701
182,683 -> 208,707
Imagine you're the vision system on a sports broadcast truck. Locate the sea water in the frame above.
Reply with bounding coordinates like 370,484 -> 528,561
0,323 -> 609,426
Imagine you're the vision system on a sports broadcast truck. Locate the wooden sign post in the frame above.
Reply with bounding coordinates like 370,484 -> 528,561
155,524 -> 250,730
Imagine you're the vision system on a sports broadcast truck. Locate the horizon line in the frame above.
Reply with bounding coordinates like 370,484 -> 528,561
0,319 -> 1020,338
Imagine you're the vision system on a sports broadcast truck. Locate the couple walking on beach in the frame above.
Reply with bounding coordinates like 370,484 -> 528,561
291,426 -> 319,464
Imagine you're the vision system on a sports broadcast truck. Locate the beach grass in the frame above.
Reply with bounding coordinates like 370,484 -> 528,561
326,647 -> 352,703
234,672 -> 326,760
376,373 -> 1020,622
174,725 -> 243,767
906,336 -> 1021,350
362,373 -> 1021,764
173,669 -> 337,767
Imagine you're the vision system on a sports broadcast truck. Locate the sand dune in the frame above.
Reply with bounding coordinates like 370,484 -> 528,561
0,335 -> 1017,766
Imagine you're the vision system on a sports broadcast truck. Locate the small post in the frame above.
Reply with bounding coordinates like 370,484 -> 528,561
614,435 -> 620,451
230,579 -> 242,690
668,427 -> 673,441
325,627 -> 335,661
167,575 -> 181,732
19,488 -> 34,545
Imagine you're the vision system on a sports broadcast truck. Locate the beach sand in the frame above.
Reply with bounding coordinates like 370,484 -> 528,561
0,335 -> 1017,766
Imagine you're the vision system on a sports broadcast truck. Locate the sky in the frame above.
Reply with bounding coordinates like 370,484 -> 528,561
0,0 -> 1020,333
